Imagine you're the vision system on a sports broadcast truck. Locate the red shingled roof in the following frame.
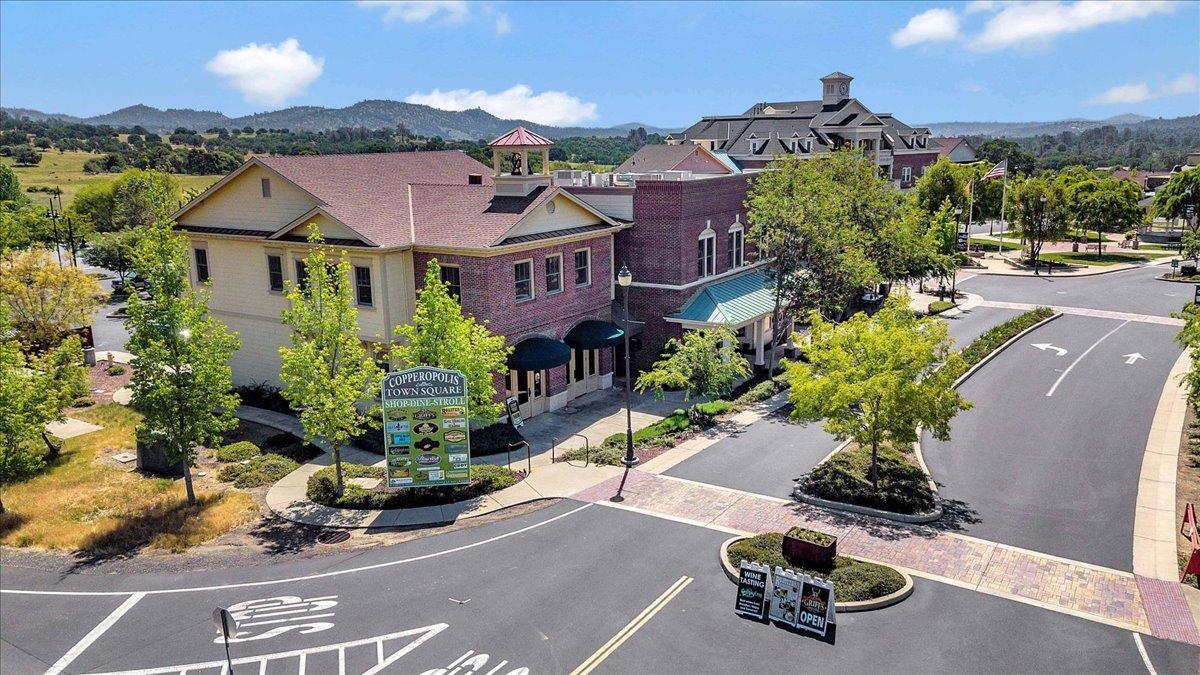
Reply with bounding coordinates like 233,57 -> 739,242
489,126 -> 553,147
409,183 -> 563,248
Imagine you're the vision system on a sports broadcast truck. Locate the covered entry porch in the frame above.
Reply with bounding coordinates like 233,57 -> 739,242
504,320 -> 624,421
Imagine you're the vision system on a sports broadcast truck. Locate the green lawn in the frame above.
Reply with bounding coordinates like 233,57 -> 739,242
1039,251 -> 1161,267
969,237 -> 1023,251
2,151 -> 222,207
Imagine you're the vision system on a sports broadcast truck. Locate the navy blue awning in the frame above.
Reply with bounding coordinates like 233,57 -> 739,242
563,320 -> 624,350
507,336 -> 571,371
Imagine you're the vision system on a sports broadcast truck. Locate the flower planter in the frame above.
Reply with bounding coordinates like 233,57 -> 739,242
783,530 -> 837,568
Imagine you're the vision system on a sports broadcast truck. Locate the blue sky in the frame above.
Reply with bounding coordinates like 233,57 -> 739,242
2,1 -> 1197,128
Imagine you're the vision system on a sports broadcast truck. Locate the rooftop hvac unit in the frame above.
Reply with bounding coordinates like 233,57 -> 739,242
589,173 -> 614,187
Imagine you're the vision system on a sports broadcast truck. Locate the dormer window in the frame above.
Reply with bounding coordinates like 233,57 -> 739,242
802,140 -> 812,153
749,135 -> 760,153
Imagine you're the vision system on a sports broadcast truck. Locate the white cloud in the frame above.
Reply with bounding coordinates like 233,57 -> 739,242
963,1 -> 1000,14
1163,72 -> 1200,96
495,13 -> 511,35
1086,72 -> 1199,105
357,1 -> 468,24
405,84 -> 599,126
206,39 -> 324,107
1087,82 -> 1153,105
973,1 -> 1176,52
890,8 -> 961,47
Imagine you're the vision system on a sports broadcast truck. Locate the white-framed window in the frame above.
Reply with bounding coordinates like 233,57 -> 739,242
294,259 -> 308,290
266,253 -> 284,292
193,247 -> 209,283
697,231 -> 716,278
573,248 -> 591,287
353,265 -> 373,307
802,139 -> 812,153
261,178 -> 271,198
514,260 -> 533,301
727,222 -> 745,269
439,264 -> 461,300
902,166 -> 912,182
545,254 -> 563,294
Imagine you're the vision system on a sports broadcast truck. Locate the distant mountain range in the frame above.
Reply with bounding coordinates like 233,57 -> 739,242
0,101 -> 677,140
923,113 -> 1200,138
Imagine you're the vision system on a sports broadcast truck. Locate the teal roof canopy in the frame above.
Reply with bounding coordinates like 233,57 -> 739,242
564,320 -> 624,349
507,336 -> 571,371
670,269 -> 775,326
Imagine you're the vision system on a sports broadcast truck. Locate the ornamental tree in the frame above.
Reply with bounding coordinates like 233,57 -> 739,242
126,223 -> 241,505
1153,169 -> 1200,259
1067,175 -> 1144,260
393,260 -> 510,422
787,294 -> 971,490
280,234 -> 383,496
0,247 -> 107,348
635,325 -> 750,404
82,227 -> 146,283
1007,175 -> 1070,267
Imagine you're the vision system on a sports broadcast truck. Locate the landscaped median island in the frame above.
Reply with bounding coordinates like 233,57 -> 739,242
724,530 -> 910,607
306,463 -> 522,510
793,302 -> 1056,520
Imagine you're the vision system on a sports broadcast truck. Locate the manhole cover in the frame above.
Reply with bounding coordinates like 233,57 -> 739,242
316,530 -> 351,545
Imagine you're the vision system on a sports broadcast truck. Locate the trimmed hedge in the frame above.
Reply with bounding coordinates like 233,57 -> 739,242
799,444 -> 935,515
927,300 -> 955,315
216,441 -> 260,463
217,453 -> 300,488
306,462 -> 520,510
948,306 -> 1055,380
727,533 -> 905,602
730,374 -> 789,407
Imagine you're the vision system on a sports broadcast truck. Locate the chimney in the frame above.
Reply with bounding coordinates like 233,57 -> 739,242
468,173 -> 483,185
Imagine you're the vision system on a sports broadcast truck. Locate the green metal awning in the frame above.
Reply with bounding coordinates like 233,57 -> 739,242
668,269 -> 775,326
507,336 -> 571,371
563,320 -> 624,349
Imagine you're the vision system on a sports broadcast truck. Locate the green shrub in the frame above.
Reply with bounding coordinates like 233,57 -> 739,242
105,364 -> 126,376
216,441 -> 260,462
305,462 -> 520,509
216,453 -> 299,487
927,300 -> 954,315
786,526 -> 834,546
799,444 -> 935,515
731,375 -> 789,407
560,443 -> 628,466
946,307 -> 1054,380
216,463 -> 246,482
726,532 -> 905,602
693,400 -> 734,418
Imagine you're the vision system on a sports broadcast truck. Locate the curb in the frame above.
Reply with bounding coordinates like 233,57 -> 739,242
1156,274 -> 1200,285
791,489 -> 943,524
950,311 -> 1063,389
718,536 -> 915,612
972,261 -> 1162,278
271,494 -> 558,531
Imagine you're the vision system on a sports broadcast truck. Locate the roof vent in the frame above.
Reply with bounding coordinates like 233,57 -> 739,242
468,173 -> 483,185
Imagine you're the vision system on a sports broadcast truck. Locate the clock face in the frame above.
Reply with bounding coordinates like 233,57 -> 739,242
839,83 -> 847,95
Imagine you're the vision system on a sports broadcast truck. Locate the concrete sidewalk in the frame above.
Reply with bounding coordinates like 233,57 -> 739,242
964,247 -> 1175,278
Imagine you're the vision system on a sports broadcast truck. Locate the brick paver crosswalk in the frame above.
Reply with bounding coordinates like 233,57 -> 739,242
573,471 -> 1200,644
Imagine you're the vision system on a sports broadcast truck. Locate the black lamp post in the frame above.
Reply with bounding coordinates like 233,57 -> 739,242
617,263 -> 638,470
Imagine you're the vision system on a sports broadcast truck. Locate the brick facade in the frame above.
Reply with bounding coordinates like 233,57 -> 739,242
413,233 -> 615,402
891,151 -> 940,189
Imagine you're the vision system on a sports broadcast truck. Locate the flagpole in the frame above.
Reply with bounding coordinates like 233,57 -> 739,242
998,165 -> 1008,256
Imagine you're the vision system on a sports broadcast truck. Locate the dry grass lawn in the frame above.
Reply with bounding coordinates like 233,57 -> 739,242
1,151 -> 222,206
0,404 -> 258,554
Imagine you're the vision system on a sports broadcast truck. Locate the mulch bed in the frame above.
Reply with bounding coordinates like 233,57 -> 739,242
87,359 -> 133,405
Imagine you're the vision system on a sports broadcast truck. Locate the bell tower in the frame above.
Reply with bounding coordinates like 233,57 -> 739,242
488,126 -> 553,197
820,71 -> 853,105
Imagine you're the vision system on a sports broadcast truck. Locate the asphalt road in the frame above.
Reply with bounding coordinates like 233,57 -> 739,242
922,313 -> 1183,569
5,500 -> 1196,674
663,305 -> 1022,500
960,265 -> 1194,318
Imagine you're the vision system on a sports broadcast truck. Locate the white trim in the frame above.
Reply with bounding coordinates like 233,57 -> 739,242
629,259 -> 770,291
486,189 -> 628,248
544,252 -> 564,295
573,247 -> 592,287
191,242 -> 210,285
513,258 -> 535,303
697,226 -> 716,279
265,251 -> 285,293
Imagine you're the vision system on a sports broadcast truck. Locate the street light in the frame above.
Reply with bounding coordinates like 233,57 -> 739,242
616,264 -> 637,471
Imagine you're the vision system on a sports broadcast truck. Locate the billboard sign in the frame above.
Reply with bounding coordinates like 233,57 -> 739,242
381,367 -> 470,488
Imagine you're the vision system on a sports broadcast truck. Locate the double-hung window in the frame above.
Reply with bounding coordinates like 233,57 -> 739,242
574,249 -> 590,287
440,265 -> 461,300
902,166 -> 912,182
514,260 -> 533,301
295,260 -> 308,290
267,254 -> 283,292
697,234 -> 715,278
727,226 -> 744,269
354,265 -> 373,306
194,248 -> 209,283
545,254 -> 562,294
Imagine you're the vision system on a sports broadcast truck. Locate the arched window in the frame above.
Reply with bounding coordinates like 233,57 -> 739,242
727,218 -> 745,269
697,224 -> 716,278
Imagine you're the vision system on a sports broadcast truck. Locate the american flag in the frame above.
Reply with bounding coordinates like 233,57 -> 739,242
983,159 -> 1007,181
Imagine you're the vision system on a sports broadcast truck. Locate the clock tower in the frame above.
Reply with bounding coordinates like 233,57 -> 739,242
820,71 -> 853,105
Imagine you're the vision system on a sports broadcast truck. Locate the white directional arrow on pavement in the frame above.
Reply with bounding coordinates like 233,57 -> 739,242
1032,343 -> 1068,356
1123,352 -> 1146,365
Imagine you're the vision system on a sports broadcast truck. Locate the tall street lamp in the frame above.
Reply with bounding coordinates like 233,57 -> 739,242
617,263 -> 638,470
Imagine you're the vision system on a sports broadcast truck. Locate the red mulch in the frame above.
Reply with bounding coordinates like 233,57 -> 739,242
88,359 -> 133,404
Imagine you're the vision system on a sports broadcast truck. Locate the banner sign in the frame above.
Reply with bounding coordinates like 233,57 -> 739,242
796,576 -> 835,638
734,561 -> 770,620
381,367 -> 470,488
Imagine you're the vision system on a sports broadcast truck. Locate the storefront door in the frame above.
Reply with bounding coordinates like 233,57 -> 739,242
569,348 -> 599,399
508,369 -> 547,419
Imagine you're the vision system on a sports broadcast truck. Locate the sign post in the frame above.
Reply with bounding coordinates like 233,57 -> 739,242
381,367 -> 471,488
212,607 -> 239,673
734,561 -> 770,621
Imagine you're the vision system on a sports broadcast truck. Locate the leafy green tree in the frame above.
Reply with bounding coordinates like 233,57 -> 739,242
69,181 -> 117,232
1153,169 -> 1200,257
635,325 -> 750,404
914,158 -> 968,215
0,248 -> 106,348
82,228 -> 145,283
126,223 -> 241,505
0,164 -> 23,203
974,138 -> 1036,176
12,145 -> 40,166
1007,175 -> 1069,266
787,294 -> 971,490
112,169 -> 182,229
393,260 -> 510,422
280,234 -> 383,496
1067,174 -> 1144,259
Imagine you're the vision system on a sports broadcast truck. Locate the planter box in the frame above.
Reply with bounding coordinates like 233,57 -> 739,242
136,433 -> 185,477
783,531 -> 837,568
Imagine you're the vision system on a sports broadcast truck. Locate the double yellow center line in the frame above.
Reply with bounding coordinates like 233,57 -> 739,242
571,575 -> 694,675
